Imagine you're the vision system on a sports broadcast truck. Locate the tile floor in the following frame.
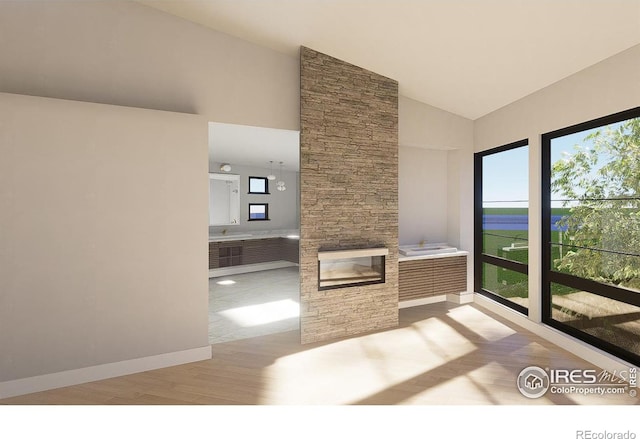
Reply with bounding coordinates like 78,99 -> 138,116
208,266 -> 300,344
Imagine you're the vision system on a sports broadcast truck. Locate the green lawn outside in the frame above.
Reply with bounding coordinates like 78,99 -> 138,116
481,207 -> 570,299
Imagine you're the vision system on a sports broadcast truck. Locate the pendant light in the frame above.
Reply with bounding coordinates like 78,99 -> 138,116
276,161 -> 286,191
266,161 -> 276,181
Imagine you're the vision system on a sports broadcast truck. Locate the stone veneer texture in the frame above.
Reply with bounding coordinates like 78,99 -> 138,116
299,46 -> 399,344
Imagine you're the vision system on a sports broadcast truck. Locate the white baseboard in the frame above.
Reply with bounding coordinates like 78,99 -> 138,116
473,293 -> 635,373
447,291 -> 474,304
399,295 -> 446,309
0,345 -> 212,400
209,261 -> 298,278
398,291 -> 474,309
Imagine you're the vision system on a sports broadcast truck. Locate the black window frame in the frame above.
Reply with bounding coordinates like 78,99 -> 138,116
542,106 -> 640,366
474,139 -> 529,315
248,203 -> 270,221
248,176 -> 270,195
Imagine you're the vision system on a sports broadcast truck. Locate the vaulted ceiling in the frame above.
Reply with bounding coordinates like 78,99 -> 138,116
140,0 -> 640,120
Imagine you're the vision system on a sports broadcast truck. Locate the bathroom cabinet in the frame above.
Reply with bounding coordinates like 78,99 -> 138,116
208,237 -> 299,269
399,254 -> 466,301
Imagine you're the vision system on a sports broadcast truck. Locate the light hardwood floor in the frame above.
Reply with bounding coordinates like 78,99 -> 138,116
1,302 -> 637,405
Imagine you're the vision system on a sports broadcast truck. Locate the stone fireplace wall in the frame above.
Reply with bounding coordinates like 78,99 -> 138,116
299,47 -> 399,344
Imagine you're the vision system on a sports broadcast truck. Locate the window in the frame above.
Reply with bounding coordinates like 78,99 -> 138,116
475,139 -> 529,314
248,176 -> 269,194
248,203 -> 269,221
542,107 -> 640,365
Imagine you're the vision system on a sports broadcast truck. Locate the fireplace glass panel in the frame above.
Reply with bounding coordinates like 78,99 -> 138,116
318,254 -> 385,290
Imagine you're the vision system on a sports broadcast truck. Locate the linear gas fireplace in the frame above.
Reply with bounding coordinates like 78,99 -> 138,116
318,248 -> 388,290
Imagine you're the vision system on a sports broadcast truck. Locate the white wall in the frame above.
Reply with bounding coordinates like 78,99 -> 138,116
446,150 -> 461,248
0,1 -> 484,145
399,96 -> 474,150
473,43 -> 640,356
398,96 -> 474,250
210,163 -> 299,233
0,93 -> 209,385
0,1 -> 482,145
475,44 -> 640,153
399,147 -> 448,245
0,0 -> 299,131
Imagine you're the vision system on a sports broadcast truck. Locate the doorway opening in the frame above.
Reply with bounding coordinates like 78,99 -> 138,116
208,122 -> 300,344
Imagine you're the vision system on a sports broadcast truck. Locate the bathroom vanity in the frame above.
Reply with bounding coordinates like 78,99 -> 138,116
208,231 -> 299,273
398,249 -> 468,304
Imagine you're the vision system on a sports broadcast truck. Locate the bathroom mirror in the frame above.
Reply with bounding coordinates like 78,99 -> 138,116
209,173 -> 240,226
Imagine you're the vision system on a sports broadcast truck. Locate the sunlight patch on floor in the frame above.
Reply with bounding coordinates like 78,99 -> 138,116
265,318 -> 478,404
217,299 -> 299,327
465,362 -> 540,405
446,305 -> 517,341
216,279 -> 236,286
509,340 -> 552,359
404,374 -> 497,404
410,316 -> 477,359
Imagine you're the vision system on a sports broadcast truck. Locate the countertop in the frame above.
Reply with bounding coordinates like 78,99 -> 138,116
398,250 -> 469,262
209,230 -> 300,242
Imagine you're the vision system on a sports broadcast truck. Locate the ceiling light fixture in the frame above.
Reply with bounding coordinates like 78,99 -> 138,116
276,161 -> 286,191
267,160 -> 276,181
220,163 -> 232,172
